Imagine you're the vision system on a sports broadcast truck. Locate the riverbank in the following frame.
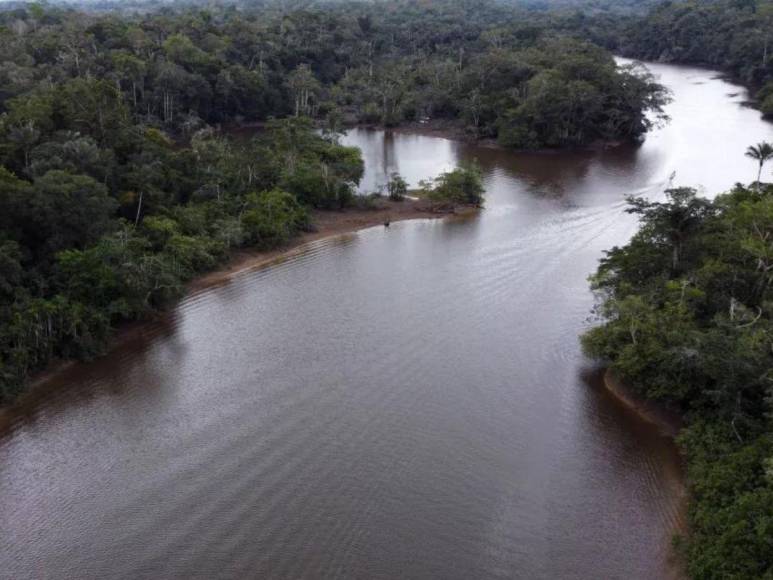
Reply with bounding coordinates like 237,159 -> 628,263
598,368 -> 688,580
619,52 -> 769,116
355,119 -> 626,152
602,369 -> 683,438
9,198 -> 472,409
190,197 -> 474,291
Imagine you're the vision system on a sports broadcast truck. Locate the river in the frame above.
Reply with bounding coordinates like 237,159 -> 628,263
1,61 -> 772,580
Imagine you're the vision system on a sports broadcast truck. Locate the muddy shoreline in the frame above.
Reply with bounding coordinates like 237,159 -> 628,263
602,368 -> 683,438
598,368 -> 688,579
224,118 -> 627,155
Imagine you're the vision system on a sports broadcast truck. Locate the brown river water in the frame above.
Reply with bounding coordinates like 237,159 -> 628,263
2,61 -> 772,580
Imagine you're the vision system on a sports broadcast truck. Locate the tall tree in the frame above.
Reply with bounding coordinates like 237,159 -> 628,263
745,141 -> 773,186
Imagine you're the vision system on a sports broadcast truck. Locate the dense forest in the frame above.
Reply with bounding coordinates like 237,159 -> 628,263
613,0 -> 773,115
3,0 -> 772,575
517,0 -> 659,14
0,0 -> 666,402
0,1 -> 667,145
583,179 -> 773,578
0,116 -> 367,402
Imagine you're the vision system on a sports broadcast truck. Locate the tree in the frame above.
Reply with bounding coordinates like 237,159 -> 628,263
241,189 -> 309,248
6,121 -> 39,174
424,163 -> 485,206
111,50 -> 147,109
190,129 -> 230,202
626,187 -> 715,271
57,79 -> 131,148
745,141 -> 773,187
0,167 -> 31,241
287,64 -> 320,117
386,172 -> 408,201
163,33 -> 209,70
0,239 -> 22,300
29,133 -> 108,180
215,65 -> 269,120
30,170 -> 118,257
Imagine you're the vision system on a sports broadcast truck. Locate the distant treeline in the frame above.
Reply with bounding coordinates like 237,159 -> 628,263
514,0 -> 659,14
611,0 -> 773,115
0,0 -> 666,147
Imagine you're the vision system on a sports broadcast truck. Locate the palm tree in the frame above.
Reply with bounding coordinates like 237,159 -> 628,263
745,142 -> 773,187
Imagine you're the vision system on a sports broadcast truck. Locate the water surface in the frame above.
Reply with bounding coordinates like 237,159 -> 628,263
2,61 -> 771,579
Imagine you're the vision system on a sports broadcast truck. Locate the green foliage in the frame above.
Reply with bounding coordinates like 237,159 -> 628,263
0,107 -> 358,402
386,172 -> 408,201
242,189 -> 310,248
268,120 -> 363,209
333,30 -> 665,148
0,239 -> 22,299
492,48 -> 666,148
583,181 -> 773,578
618,0 -> 773,91
746,141 -> 773,183
422,163 -> 485,206
279,161 -> 354,210
679,422 -> 773,580
0,0 -> 664,151
31,171 -> 117,252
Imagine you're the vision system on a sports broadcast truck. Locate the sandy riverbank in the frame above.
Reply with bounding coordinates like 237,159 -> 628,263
190,198 -> 474,291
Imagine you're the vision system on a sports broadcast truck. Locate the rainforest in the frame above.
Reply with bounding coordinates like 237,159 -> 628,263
1,1 -> 772,579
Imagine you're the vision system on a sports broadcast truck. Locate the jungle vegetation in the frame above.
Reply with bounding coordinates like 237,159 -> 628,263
1,0 -> 771,576
0,0 -> 668,146
0,0 -> 667,402
583,177 -> 773,579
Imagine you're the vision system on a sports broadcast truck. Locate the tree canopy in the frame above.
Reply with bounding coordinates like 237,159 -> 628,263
583,182 -> 773,579
0,0 -> 667,148
610,0 -> 773,116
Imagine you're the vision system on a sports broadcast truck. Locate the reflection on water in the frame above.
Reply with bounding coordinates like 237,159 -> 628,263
341,129 -> 458,193
1,61 -> 772,580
